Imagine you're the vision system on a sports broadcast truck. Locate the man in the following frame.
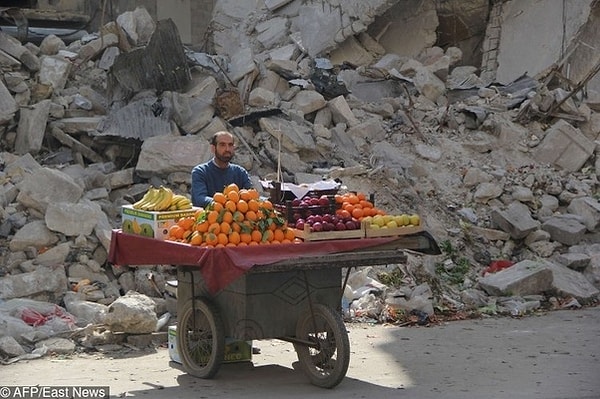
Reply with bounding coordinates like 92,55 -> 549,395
191,131 -> 253,208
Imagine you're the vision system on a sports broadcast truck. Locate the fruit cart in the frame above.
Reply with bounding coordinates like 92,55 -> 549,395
108,229 -> 440,388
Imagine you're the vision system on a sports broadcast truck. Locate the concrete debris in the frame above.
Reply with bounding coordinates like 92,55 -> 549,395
0,1 -> 599,358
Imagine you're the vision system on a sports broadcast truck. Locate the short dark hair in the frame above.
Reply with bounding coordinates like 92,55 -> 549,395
211,131 -> 234,146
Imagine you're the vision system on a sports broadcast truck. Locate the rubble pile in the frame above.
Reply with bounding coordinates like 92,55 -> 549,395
0,2 -> 599,360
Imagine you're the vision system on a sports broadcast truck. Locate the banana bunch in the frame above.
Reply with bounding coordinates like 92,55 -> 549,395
133,186 -> 176,211
167,194 -> 193,211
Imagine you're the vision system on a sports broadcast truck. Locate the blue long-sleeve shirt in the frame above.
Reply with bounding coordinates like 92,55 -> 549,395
191,159 -> 253,208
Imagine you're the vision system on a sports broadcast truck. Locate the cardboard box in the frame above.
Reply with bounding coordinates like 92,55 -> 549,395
168,326 -> 252,364
121,205 -> 200,240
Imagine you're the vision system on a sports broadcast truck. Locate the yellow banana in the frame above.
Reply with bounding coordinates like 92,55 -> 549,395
143,188 -> 164,211
133,186 -> 158,209
156,186 -> 174,211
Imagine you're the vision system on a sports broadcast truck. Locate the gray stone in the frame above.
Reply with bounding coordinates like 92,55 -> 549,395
35,337 -> 76,355
0,265 -> 68,301
136,135 -> 212,178
16,167 -> 84,213
328,95 -> 359,127
45,199 -> 104,237
534,120 -> 594,172
259,116 -> 316,153
473,182 -> 503,204
567,197 -> 600,232
542,216 -> 588,246
104,291 -> 158,334
491,202 -> 540,239
0,336 -> 26,357
291,90 -> 326,115
555,252 -> 591,271
9,220 -> 59,252
478,260 -> 553,296
14,100 -> 51,155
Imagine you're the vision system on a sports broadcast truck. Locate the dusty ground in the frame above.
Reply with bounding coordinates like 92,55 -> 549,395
2,307 -> 599,399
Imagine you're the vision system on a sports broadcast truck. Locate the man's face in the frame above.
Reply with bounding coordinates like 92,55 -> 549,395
213,135 -> 235,164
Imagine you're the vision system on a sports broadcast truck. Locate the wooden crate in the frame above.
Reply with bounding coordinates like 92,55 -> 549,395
293,224 -> 365,241
362,221 -> 424,238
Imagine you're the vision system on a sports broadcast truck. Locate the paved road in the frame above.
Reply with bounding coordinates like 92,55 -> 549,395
2,307 -> 599,399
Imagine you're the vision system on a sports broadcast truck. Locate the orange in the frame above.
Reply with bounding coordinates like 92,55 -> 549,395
246,189 -> 260,200
168,225 -> 184,239
261,199 -> 274,210
232,211 -> 244,223
347,194 -> 359,205
223,183 -> 239,195
220,221 -> 231,234
178,217 -> 195,231
231,221 -> 242,233
215,243 -> 225,248
194,208 -> 204,219
337,209 -> 351,219
190,231 -> 203,246
225,200 -> 237,213
360,200 -> 374,209
273,228 -> 285,242
357,192 -> 367,201
237,241 -> 248,246
226,242 -> 237,247
240,232 -> 252,244
245,210 -> 258,222
343,203 -> 354,214
248,240 -> 259,246
195,221 -> 209,233
250,229 -> 262,243
208,222 -> 221,234
211,201 -> 224,212
284,228 -> 295,241
351,207 -> 364,219
222,211 -> 233,224
213,192 -> 227,205
207,210 -> 219,224
227,190 -> 240,203
239,189 -> 252,201
263,230 -> 274,242
228,231 -> 241,245
204,232 -> 218,246
217,233 -> 228,246
247,199 -> 259,213
236,200 -> 248,213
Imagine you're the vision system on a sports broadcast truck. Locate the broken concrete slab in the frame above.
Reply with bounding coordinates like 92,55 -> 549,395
478,259 -> 553,296
135,135 -> 212,178
491,202 -> 540,239
0,265 -> 67,301
541,216 -> 588,246
14,100 -> 51,155
534,119 -> 594,172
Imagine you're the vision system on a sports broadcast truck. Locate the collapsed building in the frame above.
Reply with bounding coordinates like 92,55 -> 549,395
0,0 -> 599,357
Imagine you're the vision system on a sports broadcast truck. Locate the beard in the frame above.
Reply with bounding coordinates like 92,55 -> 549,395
215,152 -> 233,164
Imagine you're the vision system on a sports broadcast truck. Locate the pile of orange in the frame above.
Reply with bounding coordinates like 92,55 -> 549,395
334,191 -> 386,221
166,184 -> 298,247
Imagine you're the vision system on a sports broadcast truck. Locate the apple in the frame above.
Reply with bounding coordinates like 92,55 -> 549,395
318,196 -> 330,206
292,198 -> 302,206
335,222 -> 346,231
322,222 -> 333,231
312,222 -> 323,232
310,197 -> 320,206
295,221 -> 305,230
312,215 -> 323,224
345,220 -> 356,230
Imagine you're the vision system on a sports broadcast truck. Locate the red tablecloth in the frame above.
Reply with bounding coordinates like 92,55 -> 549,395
108,230 -> 398,294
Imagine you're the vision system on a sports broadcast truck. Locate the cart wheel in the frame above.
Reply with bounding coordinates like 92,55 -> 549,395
177,298 -> 225,379
293,304 -> 350,388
